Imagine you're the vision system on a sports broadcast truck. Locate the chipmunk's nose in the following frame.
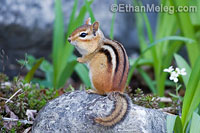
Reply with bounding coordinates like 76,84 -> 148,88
68,38 -> 71,43
68,36 -> 71,43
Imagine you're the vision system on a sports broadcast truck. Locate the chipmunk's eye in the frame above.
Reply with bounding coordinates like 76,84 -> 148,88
80,33 -> 88,38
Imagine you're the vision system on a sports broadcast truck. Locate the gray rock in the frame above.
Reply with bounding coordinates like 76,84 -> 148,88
32,91 -> 167,133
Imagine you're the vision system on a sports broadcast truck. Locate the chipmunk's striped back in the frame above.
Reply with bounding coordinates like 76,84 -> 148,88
102,39 -> 129,93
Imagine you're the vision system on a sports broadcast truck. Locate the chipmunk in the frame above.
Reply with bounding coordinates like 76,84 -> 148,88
68,18 -> 130,127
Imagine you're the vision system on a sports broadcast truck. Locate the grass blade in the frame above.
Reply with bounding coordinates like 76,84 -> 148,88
167,115 -> 182,133
186,81 -> 200,130
73,5 -> 88,27
169,0 -> 200,67
53,0 -> 91,88
167,115 -> 183,133
60,0 -> 93,79
167,115 -> 177,133
109,0 -> 117,40
189,0 -> 200,25
59,0 -> 79,75
133,0 -> 152,59
84,0 -> 95,22
75,64 -> 91,87
150,36 -> 195,46
157,41 -> 182,97
154,1 -> 178,96
174,116 -> 183,133
56,2 -> 89,88
53,0 -> 65,88
127,36 -> 195,84
129,58 -> 153,67
190,112 -> 200,133
40,60 -> 53,86
174,54 -> 191,87
182,56 -> 200,130
25,58 -> 44,83
57,60 -> 77,88
138,68 -> 156,94
137,1 -> 159,87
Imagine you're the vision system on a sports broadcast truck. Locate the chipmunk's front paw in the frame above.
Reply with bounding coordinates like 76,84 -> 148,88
77,57 -> 84,63
86,89 -> 98,94
86,89 -> 106,96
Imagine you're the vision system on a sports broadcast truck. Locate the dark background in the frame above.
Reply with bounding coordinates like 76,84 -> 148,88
0,0 -> 158,78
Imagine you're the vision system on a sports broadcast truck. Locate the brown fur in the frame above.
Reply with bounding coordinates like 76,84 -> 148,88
88,39 -> 129,94
68,18 -> 130,127
90,52 -> 113,94
103,39 -> 129,93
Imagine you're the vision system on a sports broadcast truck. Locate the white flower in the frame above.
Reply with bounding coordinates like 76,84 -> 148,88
169,71 -> 179,83
176,68 -> 187,76
164,66 -> 187,83
163,66 -> 174,73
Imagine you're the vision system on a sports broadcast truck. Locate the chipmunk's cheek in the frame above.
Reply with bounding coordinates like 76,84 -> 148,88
75,45 -> 88,55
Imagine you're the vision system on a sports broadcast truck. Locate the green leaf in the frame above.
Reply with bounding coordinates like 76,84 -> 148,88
84,0 -> 95,22
59,0 -> 91,84
150,36 -> 195,46
133,0 -> 148,55
138,68 -> 156,94
136,1 -> 160,95
40,60 -> 53,86
75,63 -> 91,87
198,104 -> 200,115
69,55 -> 91,87
52,0 -> 94,89
53,0 -> 65,88
190,112 -> 200,133
73,5 -> 88,28
154,0 -> 178,97
52,0 -> 90,89
71,0 -> 94,32
57,60 -> 77,88
139,1 -> 154,43
127,36 -> 195,85
167,115 -> 183,133
25,57 -> 44,83
182,56 -> 200,130
174,116 -> 183,133
18,54 -> 38,71
167,115 -> 176,133
168,93 -> 180,99
157,41 -> 182,97
174,54 -> 191,87
169,0 -> 200,67
67,0 -> 78,32
129,58 -> 153,67
109,0 -> 117,40
189,0 -> 200,25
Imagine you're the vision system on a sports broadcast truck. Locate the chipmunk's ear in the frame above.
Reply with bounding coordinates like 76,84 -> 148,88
92,21 -> 99,35
85,17 -> 91,25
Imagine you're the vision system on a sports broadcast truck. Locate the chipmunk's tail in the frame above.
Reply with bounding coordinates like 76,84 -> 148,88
94,92 -> 129,127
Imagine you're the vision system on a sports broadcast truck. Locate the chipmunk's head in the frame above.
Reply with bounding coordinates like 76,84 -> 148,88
68,18 -> 104,55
